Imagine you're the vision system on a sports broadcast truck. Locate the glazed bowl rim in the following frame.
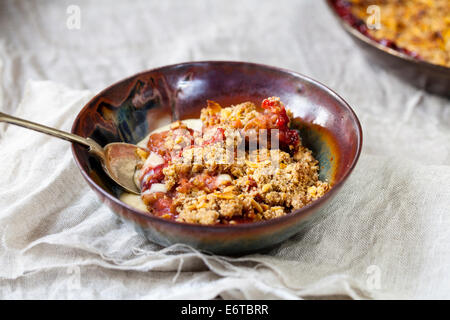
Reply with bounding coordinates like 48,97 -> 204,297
71,60 -> 363,231
325,0 -> 450,75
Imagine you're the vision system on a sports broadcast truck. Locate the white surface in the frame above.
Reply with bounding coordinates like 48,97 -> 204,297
0,0 -> 449,299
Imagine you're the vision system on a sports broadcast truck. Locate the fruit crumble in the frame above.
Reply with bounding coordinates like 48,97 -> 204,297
332,0 -> 450,67
131,97 -> 330,225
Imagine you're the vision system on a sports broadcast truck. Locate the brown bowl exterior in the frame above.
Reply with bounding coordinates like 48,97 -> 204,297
71,61 -> 362,255
326,0 -> 450,97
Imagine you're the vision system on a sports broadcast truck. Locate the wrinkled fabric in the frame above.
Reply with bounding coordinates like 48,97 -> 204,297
0,0 -> 449,299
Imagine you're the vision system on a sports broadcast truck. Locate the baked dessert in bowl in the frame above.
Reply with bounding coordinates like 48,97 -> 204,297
71,61 -> 362,254
126,97 -> 331,225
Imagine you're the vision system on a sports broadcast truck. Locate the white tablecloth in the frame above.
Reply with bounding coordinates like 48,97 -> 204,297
0,0 -> 449,299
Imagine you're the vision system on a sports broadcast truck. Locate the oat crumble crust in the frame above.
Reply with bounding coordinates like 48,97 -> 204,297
136,97 -> 330,225
348,0 -> 450,67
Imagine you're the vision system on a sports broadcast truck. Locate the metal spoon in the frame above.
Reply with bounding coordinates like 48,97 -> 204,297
0,112 -> 141,195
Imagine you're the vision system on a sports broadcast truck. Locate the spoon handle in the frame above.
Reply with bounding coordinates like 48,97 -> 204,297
0,112 -> 105,161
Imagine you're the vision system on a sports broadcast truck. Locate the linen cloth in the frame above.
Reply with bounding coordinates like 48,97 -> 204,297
0,0 -> 449,299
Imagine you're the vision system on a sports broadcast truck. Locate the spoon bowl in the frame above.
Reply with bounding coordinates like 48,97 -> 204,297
103,143 -> 141,194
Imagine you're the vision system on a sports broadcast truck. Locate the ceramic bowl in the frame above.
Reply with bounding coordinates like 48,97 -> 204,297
326,0 -> 450,97
71,61 -> 362,255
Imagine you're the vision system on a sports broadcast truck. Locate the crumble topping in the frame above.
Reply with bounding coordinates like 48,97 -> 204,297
340,0 -> 450,67
134,97 -> 330,225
